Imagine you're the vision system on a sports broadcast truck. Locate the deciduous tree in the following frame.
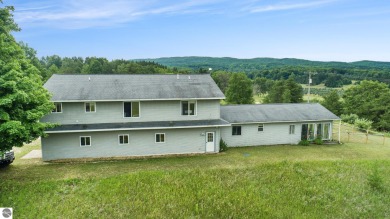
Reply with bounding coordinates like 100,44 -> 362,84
0,3 -> 54,152
226,73 -> 253,104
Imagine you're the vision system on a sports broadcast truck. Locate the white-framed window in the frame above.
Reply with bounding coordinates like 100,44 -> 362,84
232,126 -> 241,135
323,123 -> 331,140
181,101 -> 196,116
123,102 -> 140,118
85,102 -> 96,112
52,102 -> 62,113
80,136 -> 91,147
289,125 -> 295,134
118,134 -> 129,145
155,133 -> 165,143
258,124 -> 264,132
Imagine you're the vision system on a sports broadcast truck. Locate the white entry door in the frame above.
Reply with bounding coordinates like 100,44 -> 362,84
206,132 -> 215,152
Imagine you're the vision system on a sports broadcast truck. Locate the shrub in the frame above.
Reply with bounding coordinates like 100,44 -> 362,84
219,138 -> 228,152
341,114 -> 359,124
298,140 -> 310,146
314,137 -> 323,145
354,118 -> 373,130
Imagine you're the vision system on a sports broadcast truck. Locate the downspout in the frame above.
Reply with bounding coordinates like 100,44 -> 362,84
338,120 -> 341,144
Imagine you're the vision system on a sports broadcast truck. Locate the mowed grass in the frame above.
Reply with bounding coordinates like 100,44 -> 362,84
1,139 -> 390,218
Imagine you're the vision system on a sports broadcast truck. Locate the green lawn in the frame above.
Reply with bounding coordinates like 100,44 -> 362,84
1,139 -> 390,218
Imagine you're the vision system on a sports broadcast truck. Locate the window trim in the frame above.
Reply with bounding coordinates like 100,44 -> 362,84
118,134 -> 129,145
258,124 -> 264,132
123,101 -> 141,118
181,100 -> 197,116
232,125 -> 242,136
289,124 -> 295,135
155,133 -> 166,143
85,102 -> 96,113
52,102 -> 63,113
80,136 -> 92,147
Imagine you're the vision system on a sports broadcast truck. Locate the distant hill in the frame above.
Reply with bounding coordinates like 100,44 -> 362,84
137,57 -> 390,85
138,57 -> 390,71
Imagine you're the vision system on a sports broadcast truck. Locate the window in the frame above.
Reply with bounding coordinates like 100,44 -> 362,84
289,125 -> 295,134
118,134 -> 129,145
80,136 -> 91,147
155,133 -> 165,143
181,101 -> 196,115
258,124 -> 264,132
85,102 -> 96,112
232,126 -> 241,135
124,102 -> 140,117
323,123 -> 331,140
52,102 -> 62,113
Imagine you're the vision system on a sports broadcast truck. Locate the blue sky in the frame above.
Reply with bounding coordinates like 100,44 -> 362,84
6,0 -> 390,62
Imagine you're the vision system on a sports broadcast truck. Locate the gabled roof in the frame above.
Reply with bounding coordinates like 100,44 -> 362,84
221,103 -> 340,124
44,74 -> 225,102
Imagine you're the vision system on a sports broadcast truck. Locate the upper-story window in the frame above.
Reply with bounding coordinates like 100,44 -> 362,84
181,101 -> 196,116
52,102 -> 62,113
85,102 -> 96,113
124,102 -> 140,117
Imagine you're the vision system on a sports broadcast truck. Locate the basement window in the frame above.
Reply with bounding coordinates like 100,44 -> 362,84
118,134 -> 129,145
155,133 -> 165,143
80,136 -> 91,147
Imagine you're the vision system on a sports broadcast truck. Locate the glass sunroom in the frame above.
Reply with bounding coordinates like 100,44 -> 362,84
301,122 -> 332,141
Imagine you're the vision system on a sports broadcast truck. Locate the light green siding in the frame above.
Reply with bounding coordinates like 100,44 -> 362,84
41,100 -> 220,124
41,128 -> 220,161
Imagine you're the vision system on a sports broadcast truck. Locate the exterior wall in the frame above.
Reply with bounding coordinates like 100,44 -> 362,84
41,100 -> 220,124
221,123 -> 302,147
41,127 -> 220,161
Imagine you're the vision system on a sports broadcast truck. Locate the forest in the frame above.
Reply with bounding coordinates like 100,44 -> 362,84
141,56 -> 390,87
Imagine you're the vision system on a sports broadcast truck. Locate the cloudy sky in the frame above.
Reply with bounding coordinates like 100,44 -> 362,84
6,0 -> 390,61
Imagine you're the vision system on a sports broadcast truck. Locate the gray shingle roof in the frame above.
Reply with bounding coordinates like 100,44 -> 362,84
221,103 -> 340,123
44,74 -> 225,101
46,119 -> 230,133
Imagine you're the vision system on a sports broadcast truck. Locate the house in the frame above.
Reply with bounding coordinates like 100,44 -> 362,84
41,74 -> 340,161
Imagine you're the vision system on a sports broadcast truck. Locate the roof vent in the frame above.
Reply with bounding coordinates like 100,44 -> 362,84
177,74 -> 179,79
188,75 -> 191,80
88,77 -> 91,81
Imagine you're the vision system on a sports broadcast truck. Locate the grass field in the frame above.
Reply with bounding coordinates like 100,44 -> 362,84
1,136 -> 390,218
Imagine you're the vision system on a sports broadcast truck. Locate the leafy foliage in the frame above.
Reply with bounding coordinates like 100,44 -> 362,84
219,138 -> 228,152
298,140 -> 310,146
264,78 -> 303,103
343,80 -> 390,131
341,114 -> 359,124
321,90 -> 343,116
211,70 -> 232,94
226,73 -> 254,104
0,4 -> 54,152
354,118 -> 373,130
314,137 -> 323,145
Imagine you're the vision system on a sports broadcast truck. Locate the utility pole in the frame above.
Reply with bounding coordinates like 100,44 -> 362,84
307,72 -> 317,103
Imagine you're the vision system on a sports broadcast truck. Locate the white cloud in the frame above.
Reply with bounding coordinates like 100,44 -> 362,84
249,0 -> 336,13
13,0 -> 222,29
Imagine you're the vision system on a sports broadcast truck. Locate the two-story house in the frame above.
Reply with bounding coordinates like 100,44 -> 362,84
41,74 -> 339,161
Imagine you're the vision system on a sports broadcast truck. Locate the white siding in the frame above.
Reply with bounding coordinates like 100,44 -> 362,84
41,127 -> 220,161
221,123 -> 302,147
41,100 -> 220,124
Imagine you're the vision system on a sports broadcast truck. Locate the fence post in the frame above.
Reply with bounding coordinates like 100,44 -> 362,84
383,135 -> 386,145
365,130 -> 369,144
347,131 -> 350,143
